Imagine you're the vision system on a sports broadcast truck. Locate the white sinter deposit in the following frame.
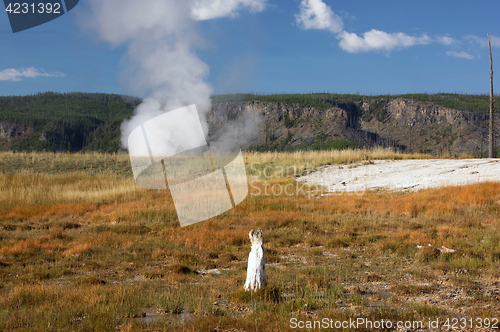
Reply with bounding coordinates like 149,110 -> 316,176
296,159 -> 500,193
244,229 -> 266,292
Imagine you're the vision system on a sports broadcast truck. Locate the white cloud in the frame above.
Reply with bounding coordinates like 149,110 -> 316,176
436,35 -> 457,46
338,29 -> 431,53
0,67 -> 65,81
295,0 -> 343,34
465,34 -> 500,48
79,0 -> 267,44
294,0 -> 442,54
446,51 -> 474,60
80,0 -> 267,151
79,0 -> 188,45
191,0 -> 267,21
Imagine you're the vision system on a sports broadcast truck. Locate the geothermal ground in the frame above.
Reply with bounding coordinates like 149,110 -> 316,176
297,158 -> 500,193
2,151 -> 500,331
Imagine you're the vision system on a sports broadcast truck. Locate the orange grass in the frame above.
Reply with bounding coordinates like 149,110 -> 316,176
0,237 -> 66,256
319,181 -> 500,217
1,202 -> 98,221
0,151 -> 499,331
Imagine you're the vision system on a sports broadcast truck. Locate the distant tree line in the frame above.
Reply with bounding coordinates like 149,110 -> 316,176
0,91 -> 497,153
211,92 -> 500,114
0,92 -> 141,152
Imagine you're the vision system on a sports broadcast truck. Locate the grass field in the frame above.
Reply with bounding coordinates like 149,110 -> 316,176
0,149 -> 499,331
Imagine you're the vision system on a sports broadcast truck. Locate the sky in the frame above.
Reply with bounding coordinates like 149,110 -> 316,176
1,0 -> 499,98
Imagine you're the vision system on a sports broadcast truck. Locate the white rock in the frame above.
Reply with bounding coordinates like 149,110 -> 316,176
440,246 -> 456,253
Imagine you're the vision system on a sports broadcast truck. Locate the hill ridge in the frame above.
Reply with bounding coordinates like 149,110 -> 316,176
0,92 -> 498,156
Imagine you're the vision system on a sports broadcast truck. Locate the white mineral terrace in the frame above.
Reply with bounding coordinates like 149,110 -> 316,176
296,158 -> 500,193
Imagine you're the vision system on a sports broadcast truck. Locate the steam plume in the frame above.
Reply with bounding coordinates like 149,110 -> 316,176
78,0 -> 266,151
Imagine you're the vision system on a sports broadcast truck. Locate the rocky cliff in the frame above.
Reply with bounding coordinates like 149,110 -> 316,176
1,93 -> 498,156
0,122 -> 33,140
0,122 -> 36,150
207,98 -> 500,156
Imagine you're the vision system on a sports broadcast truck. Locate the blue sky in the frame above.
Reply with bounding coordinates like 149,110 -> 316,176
1,0 -> 499,98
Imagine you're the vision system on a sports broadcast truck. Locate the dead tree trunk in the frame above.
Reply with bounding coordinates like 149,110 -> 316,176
489,34 -> 496,158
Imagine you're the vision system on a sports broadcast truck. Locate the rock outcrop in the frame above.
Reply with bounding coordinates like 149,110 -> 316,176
0,122 -> 33,141
207,98 -> 500,156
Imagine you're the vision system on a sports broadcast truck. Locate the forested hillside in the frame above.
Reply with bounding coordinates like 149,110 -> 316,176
0,92 -> 140,152
212,92 -> 500,114
0,92 -> 498,154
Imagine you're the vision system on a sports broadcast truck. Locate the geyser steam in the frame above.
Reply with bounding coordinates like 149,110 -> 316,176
78,0 -> 267,153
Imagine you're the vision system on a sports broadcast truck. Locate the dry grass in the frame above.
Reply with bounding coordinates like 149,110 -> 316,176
244,146 -> 431,178
0,172 -> 139,211
0,150 -> 499,331
245,146 -> 430,165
